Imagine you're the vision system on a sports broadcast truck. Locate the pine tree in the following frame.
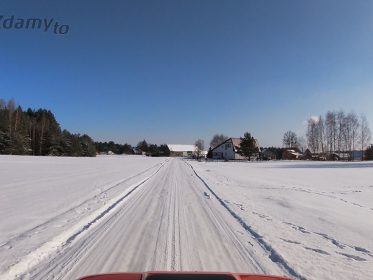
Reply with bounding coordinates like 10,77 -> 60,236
0,131 -> 11,154
237,132 -> 259,161
158,144 -> 170,157
365,145 -> 373,160
136,140 -> 149,154
206,147 -> 213,158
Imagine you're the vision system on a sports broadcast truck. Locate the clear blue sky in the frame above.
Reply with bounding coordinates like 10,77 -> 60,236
1,0 -> 373,147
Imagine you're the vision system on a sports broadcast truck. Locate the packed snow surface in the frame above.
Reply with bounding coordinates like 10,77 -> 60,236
0,156 -> 372,280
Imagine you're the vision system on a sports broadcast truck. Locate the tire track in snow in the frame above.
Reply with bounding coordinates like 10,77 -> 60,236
0,161 -> 164,251
171,181 -> 177,271
185,167 -> 266,273
47,167 -> 169,279
150,187 -> 168,269
163,165 -> 179,271
0,160 -> 168,280
185,161 -> 306,280
30,168 -> 167,279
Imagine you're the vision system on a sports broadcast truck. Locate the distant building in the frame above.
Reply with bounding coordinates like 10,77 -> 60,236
98,150 -> 115,155
211,138 -> 248,160
133,148 -> 146,155
351,150 -> 363,161
198,150 -> 208,158
167,144 -> 196,157
282,149 -> 303,160
334,151 -> 363,161
302,150 -> 364,161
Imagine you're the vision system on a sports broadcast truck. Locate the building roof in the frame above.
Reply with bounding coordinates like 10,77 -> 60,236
211,137 -> 241,152
230,138 -> 242,151
211,137 -> 260,153
284,149 -> 303,157
167,144 -> 196,152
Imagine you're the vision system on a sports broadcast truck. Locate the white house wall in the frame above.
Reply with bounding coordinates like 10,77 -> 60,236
212,140 -> 236,160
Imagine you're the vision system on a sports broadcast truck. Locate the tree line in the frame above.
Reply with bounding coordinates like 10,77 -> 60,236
307,111 -> 371,155
283,110 -> 372,160
134,140 -> 170,157
95,141 -> 134,155
0,99 -> 173,157
95,140 -> 170,157
0,99 -> 96,156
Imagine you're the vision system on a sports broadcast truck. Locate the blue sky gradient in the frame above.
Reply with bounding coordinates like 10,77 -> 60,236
1,0 -> 373,146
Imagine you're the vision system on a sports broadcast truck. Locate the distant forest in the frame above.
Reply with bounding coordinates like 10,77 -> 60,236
95,140 -> 170,157
0,99 -> 96,156
0,99 -> 169,157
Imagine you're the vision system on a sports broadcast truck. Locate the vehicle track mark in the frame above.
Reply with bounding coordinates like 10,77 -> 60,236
0,162 -> 164,251
1,161 -> 167,280
65,162 -> 166,245
185,161 -> 306,280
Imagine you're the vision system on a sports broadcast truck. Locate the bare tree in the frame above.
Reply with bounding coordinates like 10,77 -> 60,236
300,110 -> 369,160
297,136 -> 307,153
360,115 -> 371,160
307,118 -> 319,153
195,139 -> 205,159
39,112 -> 48,155
318,115 -> 326,153
210,134 -> 228,148
283,130 -> 298,148
350,113 -> 360,152
345,112 -> 359,156
336,110 -> 347,154
325,111 -> 337,153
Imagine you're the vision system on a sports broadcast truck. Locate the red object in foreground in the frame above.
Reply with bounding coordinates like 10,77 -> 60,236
79,271 -> 292,280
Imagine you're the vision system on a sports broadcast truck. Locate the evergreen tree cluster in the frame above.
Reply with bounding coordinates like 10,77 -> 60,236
260,147 -> 286,160
365,145 -> 373,160
135,140 -> 170,157
237,132 -> 260,160
0,99 -> 96,156
95,141 -> 134,155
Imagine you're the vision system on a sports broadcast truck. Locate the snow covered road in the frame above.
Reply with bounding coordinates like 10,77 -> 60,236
25,159 -> 285,279
1,156 -> 372,280
1,157 -> 284,279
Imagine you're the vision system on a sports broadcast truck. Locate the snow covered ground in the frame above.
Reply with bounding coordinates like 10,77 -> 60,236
1,156 -> 372,280
189,160 -> 373,280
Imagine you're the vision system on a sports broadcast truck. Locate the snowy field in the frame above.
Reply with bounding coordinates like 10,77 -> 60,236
0,156 -> 372,280
189,160 -> 373,280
